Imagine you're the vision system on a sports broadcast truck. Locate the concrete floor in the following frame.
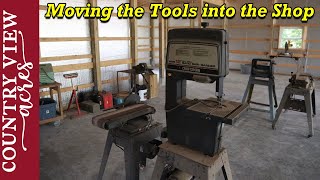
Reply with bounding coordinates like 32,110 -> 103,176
40,71 -> 320,180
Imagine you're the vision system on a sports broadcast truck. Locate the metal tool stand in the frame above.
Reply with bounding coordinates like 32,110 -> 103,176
98,123 -> 162,180
272,82 -> 316,137
152,142 -> 233,180
64,73 -> 81,115
242,59 -> 278,121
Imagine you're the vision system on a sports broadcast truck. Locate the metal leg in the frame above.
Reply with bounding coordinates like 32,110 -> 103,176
124,143 -> 140,180
247,84 -> 254,104
272,89 -> 290,129
268,82 -> 275,121
117,72 -> 120,93
151,155 -> 167,180
74,90 -> 81,115
242,78 -> 251,104
49,88 -> 54,99
312,89 -> 316,115
272,81 -> 278,108
67,90 -> 74,111
98,133 -> 114,180
221,150 -> 233,180
305,92 -> 314,137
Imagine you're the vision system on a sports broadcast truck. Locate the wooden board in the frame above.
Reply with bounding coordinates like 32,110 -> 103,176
145,74 -> 158,99
100,58 -> 132,67
40,54 -> 92,62
52,62 -> 93,72
40,37 -> 91,42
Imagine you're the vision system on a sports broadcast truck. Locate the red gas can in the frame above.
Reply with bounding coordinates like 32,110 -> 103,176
100,92 -> 113,110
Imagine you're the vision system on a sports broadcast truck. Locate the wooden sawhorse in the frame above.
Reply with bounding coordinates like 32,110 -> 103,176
272,83 -> 316,137
152,142 -> 233,180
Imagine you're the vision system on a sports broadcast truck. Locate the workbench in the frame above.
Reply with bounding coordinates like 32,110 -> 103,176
116,68 -> 155,94
39,82 -> 64,125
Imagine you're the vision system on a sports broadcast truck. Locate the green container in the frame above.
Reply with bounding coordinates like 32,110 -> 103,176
40,63 -> 55,84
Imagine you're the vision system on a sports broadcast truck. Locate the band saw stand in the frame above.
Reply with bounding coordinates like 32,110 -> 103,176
271,55 -> 316,137
92,104 -> 162,180
242,59 -> 278,121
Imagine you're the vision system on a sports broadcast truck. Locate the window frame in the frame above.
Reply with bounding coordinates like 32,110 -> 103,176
277,26 -> 306,50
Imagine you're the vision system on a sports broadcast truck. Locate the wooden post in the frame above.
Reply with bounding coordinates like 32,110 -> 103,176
89,0 -> 102,91
150,17 -> 155,66
270,0 -> 277,57
190,1 -> 195,28
223,0 -> 228,30
164,18 -> 168,54
130,0 -> 138,66
159,0 -> 165,79
198,0 -> 203,27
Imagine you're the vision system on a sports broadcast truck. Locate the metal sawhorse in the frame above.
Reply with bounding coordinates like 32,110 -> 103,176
272,75 -> 316,137
242,59 -> 278,121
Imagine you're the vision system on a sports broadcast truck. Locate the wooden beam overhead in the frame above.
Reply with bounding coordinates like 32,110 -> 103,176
273,24 -> 320,28
203,0 -> 224,5
228,24 -> 272,29
99,37 -> 132,41
137,57 -> 152,61
40,5 -> 47,11
100,58 -> 132,67
138,48 -> 160,52
138,25 -> 153,28
40,83 -> 94,97
40,54 -> 93,62
230,37 -> 272,42
52,62 -> 94,73
40,37 -> 91,42
102,76 -> 130,84
230,50 -> 269,56
305,40 -> 320,43
138,37 -> 160,40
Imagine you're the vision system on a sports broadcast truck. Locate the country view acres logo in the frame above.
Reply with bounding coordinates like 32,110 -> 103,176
2,10 -> 34,173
